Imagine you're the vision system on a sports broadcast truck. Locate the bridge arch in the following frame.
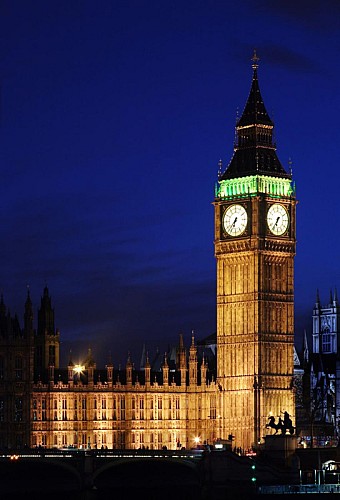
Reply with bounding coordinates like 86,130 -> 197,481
93,457 -> 202,497
1,457 -> 82,495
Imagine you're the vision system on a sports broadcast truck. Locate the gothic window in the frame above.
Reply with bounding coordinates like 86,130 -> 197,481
0,398 -> 4,422
33,399 -> 38,420
62,398 -> 67,420
150,399 -> 154,420
102,398 -> 107,420
158,397 -> 162,420
82,398 -> 87,420
176,397 -> 180,420
41,399 -> 46,421
132,396 -> 136,420
210,396 -> 216,419
15,356 -> 23,380
322,333 -> 331,353
49,345 -> 55,365
139,398 -> 144,420
120,397 -> 125,420
14,398 -> 23,422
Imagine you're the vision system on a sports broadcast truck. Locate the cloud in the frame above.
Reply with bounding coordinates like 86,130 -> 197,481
258,0 -> 340,32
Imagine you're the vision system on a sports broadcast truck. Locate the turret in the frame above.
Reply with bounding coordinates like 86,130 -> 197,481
24,288 -> 34,339
106,352 -> 113,387
189,331 -> 197,386
176,334 -> 187,386
126,353 -> 133,386
162,353 -> 169,386
329,289 -> 333,307
200,353 -> 207,387
35,286 -> 60,371
315,289 -> 321,309
144,353 -> 151,386
38,286 -> 55,336
68,351 -> 74,386
84,348 -> 95,386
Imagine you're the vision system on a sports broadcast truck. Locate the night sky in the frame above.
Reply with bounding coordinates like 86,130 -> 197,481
1,0 -> 339,368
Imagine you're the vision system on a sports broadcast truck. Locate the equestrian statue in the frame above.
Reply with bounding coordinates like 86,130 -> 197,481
266,411 -> 295,435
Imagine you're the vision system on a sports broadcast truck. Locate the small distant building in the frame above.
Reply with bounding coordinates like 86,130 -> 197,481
297,289 -> 340,447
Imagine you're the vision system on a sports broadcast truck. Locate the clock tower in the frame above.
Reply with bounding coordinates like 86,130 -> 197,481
214,53 -> 296,450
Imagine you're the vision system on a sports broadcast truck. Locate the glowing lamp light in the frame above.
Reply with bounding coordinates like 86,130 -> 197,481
194,436 -> 200,445
73,365 -> 85,375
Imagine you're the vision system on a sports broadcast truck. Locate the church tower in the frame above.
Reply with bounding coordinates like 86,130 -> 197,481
34,286 -> 60,374
214,53 -> 296,450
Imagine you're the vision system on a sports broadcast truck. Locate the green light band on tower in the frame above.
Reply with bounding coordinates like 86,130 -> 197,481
215,174 -> 295,199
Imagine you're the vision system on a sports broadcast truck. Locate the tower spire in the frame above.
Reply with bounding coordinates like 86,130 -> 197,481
220,53 -> 290,180
251,49 -> 259,70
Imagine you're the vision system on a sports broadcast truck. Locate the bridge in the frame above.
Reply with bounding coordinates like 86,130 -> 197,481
0,448 -> 207,499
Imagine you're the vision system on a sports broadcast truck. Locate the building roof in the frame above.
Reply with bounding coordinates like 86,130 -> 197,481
237,67 -> 273,128
220,58 -> 290,181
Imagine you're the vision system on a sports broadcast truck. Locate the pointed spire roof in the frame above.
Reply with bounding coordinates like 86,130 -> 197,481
0,294 -> 6,316
303,330 -> 309,365
316,288 -> 321,307
25,285 -> 32,307
84,348 -> 95,367
68,349 -> 74,367
237,51 -> 273,127
221,51 -> 290,180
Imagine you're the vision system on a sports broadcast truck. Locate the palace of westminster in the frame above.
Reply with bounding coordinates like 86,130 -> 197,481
1,55 -> 339,452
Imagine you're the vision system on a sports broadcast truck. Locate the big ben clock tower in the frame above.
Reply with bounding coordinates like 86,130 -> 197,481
214,53 -> 296,450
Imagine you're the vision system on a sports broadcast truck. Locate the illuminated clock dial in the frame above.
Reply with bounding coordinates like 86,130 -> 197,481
223,204 -> 248,236
267,203 -> 289,235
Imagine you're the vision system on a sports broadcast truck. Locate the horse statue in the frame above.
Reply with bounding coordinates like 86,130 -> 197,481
266,411 -> 295,435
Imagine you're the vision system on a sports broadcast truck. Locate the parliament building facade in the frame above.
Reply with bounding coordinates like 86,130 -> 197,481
0,56 -> 297,452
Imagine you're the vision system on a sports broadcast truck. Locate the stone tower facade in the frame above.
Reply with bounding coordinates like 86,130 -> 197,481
34,286 -> 60,374
214,54 -> 297,450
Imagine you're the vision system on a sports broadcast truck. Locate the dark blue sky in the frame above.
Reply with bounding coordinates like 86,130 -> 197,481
1,0 -> 339,367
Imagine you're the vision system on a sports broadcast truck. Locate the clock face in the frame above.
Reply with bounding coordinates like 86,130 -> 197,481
267,204 -> 289,235
223,204 -> 248,236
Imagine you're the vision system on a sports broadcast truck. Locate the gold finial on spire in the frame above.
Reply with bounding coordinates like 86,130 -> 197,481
251,49 -> 259,70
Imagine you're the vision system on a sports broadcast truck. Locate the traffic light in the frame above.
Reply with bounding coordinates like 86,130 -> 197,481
228,434 -> 235,441
251,463 -> 256,483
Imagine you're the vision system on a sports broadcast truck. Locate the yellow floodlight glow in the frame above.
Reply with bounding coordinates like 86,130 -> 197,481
73,365 -> 85,375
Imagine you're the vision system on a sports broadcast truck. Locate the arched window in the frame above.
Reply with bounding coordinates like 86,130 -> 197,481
15,356 -> 23,380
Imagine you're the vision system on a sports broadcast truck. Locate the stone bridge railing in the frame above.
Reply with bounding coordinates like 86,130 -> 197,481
0,448 -> 206,497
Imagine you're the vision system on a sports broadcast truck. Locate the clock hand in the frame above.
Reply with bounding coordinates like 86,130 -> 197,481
274,216 -> 280,227
231,217 -> 238,227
